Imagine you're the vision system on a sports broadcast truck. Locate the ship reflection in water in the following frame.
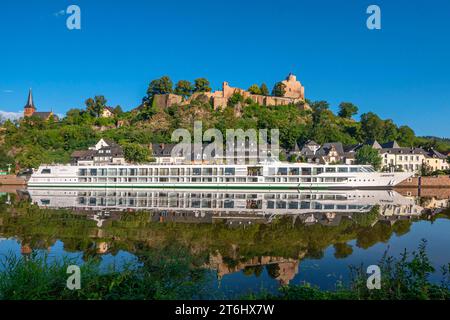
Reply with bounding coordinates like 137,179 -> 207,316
28,188 -> 425,226
22,188 -> 437,286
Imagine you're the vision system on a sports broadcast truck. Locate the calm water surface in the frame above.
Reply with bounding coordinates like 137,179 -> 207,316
0,188 -> 449,298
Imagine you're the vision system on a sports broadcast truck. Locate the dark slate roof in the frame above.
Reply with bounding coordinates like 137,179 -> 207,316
33,112 -> 55,120
304,140 -> 319,146
102,138 -> 120,148
98,145 -> 124,157
344,143 -> 363,153
366,140 -> 382,149
426,149 -> 447,159
151,143 -> 178,157
71,149 -> 95,160
71,141 -> 124,161
380,141 -> 400,149
71,150 -> 91,158
315,142 -> 345,156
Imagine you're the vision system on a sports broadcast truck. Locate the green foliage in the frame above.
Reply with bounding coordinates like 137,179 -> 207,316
174,80 -> 194,98
272,82 -> 286,97
250,241 -> 450,300
123,143 -> 150,163
355,145 -> 382,169
338,102 -> 359,119
360,112 -> 385,142
194,78 -> 211,93
244,97 -> 254,105
333,243 -> 353,259
113,105 -> 123,116
228,93 -> 244,107
397,125 -> 415,147
146,76 -> 173,101
0,246 -> 209,300
352,205 -> 380,227
288,154 -> 298,163
260,83 -> 270,96
248,84 -> 261,95
0,149 -> 13,169
85,96 -> 107,118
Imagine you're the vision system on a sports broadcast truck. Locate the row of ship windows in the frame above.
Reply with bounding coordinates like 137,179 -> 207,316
75,198 -> 366,210
76,177 -> 349,183
73,192 -> 352,200
77,167 -> 366,177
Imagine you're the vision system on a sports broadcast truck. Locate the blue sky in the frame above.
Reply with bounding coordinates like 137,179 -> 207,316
0,0 -> 449,137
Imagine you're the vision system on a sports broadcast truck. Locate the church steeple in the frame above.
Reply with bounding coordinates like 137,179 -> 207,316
24,88 -> 36,117
25,88 -> 35,109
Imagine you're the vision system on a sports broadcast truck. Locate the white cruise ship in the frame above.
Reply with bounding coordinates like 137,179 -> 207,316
28,162 -> 413,190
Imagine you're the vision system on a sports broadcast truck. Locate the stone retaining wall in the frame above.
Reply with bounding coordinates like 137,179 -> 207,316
396,176 -> 450,188
0,175 -> 27,185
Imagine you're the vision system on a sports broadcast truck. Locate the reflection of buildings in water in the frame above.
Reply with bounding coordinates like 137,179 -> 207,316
395,188 -> 450,209
208,251 -> 303,286
18,188 -> 439,283
421,198 -> 449,210
20,243 -> 32,255
96,242 -> 109,254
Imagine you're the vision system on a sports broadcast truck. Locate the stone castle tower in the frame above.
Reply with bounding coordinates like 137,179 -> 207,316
23,88 -> 36,117
281,73 -> 305,100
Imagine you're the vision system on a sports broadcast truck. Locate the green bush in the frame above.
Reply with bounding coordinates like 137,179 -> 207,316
0,245 -> 210,300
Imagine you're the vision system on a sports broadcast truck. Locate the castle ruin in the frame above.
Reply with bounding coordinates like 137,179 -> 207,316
152,73 -> 310,111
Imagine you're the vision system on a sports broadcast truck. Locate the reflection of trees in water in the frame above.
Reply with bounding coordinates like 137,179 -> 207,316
0,201 -> 437,271
333,243 -> 353,259
356,223 -> 393,249
266,263 -> 280,279
243,265 -> 264,277
392,220 -> 412,236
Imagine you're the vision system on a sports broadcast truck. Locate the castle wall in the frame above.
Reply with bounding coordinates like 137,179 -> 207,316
152,74 -> 309,111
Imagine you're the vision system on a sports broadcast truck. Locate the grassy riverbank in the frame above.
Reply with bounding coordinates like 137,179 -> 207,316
0,241 -> 448,300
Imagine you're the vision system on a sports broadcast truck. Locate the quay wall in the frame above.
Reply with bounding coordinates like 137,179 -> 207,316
395,187 -> 450,199
396,176 -> 450,188
0,175 -> 27,186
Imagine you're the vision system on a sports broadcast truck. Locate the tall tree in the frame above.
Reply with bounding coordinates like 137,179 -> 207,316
382,119 -> 398,143
272,82 -> 286,97
338,102 -> 358,119
174,80 -> 194,98
260,83 -> 270,96
113,105 -> 123,116
397,125 -> 415,147
85,95 -> 107,118
193,78 -> 211,93
123,143 -> 150,163
360,112 -> 384,142
146,76 -> 173,100
248,84 -> 261,95
227,93 -> 244,107
355,145 -> 382,170
310,101 -> 330,123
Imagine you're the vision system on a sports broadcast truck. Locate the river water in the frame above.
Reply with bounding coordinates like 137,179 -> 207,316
0,188 -> 449,298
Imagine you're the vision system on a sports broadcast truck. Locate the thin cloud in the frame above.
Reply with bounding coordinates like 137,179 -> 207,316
53,9 -> 66,17
0,110 -> 22,121
2,90 -> 14,93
